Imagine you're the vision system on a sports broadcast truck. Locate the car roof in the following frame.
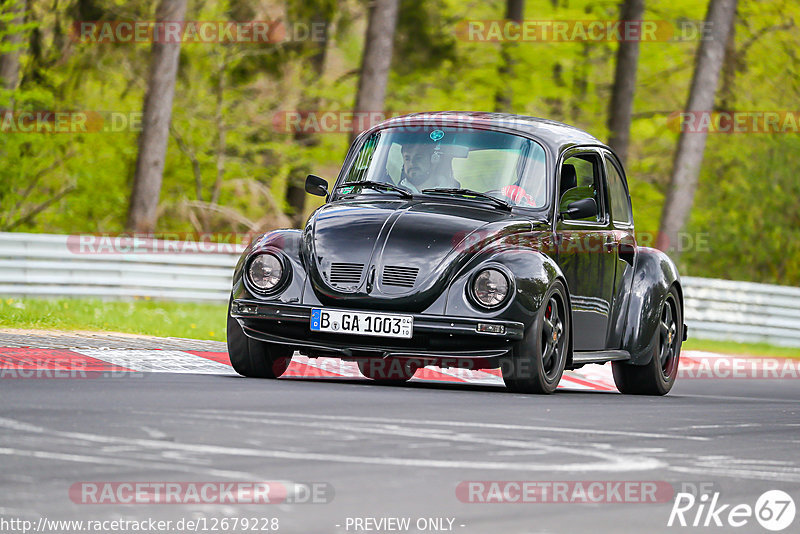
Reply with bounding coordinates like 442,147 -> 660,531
374,111 -> 607,156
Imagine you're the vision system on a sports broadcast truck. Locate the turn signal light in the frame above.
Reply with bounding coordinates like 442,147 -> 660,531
477,323 -> 505,334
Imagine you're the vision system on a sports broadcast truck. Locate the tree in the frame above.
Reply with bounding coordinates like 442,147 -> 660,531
494,0 -> 524,112
657,0 -> 737,256
284,0 -> 336,227
0,0 -> 26,103
127,0 -> 188,233
350,0 -> 399,142
392,0 -> 457,75
606,0 -> 645,166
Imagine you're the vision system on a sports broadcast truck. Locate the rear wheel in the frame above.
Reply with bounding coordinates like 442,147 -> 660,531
612,285 -> 682,395
226,301 -> 292,378
358,359 -> 419,384
502,281 -> 569,394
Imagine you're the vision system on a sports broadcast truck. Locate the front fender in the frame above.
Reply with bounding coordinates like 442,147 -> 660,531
444,247 -> 566,332
623,247 -> 683,364
232,230 -> 305,303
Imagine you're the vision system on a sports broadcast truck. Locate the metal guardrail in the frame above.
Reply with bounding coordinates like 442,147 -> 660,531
1,232 -> 799,347
681,277 -> 800,348
0,232 -> 241,303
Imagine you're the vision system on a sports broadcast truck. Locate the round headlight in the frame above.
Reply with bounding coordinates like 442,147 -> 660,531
472,269 -> 509,308
248,254 -> 283,291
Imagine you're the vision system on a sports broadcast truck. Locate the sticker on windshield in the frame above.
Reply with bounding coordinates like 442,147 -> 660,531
430,129 -> 444,141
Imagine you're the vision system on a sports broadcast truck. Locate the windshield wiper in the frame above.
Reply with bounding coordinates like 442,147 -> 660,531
421,188 -> 512,211
336,180 -> 413,199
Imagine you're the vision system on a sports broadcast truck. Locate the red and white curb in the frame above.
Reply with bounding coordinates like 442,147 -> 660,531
1,348 -> 796,388
0,346 -> 616,390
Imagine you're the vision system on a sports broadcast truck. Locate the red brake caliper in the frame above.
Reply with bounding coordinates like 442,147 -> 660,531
547,303 -> 557,344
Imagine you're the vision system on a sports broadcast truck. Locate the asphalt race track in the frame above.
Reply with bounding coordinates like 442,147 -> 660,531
1,330 -> 798,534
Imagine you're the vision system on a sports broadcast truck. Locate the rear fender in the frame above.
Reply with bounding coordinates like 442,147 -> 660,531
622,247 -> 683,364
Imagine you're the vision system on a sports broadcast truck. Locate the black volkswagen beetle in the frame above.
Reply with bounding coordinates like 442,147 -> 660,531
228,112 -> 686,395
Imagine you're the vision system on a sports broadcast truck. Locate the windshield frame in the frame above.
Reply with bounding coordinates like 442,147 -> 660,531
331,123 -> 554,214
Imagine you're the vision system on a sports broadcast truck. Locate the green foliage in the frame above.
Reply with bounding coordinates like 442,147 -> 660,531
1,0 -> 799,285
683,135 -> 800,283
393,0 -> 458,75
683,338 -> 800,360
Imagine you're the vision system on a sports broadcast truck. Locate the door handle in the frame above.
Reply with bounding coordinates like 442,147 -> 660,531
603,236 -> 616,253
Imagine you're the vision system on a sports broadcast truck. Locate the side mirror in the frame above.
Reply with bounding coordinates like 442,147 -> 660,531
561,198 -> 598,220
305,174 -> 328,197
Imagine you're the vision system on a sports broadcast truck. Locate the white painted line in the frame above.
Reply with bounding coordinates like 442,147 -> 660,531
0,417 -> 664,474
197,410 -> 711,442
182,411 -> 665,474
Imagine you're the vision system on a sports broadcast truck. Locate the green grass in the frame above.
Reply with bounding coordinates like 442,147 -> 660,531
0,298 -> 228,341
683,338 -> 800,360
2,297 -> 800,359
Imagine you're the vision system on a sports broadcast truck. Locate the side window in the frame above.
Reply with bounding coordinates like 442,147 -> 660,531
345,133 -> 380,182
559,153 -> 605,223
604,155 -> 633,225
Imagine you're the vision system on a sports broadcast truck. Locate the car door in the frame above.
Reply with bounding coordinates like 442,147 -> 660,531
601,150 -> 637,349
555,148 -> 617,351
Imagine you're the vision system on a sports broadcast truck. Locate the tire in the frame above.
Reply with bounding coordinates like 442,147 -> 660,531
612,285 -> 682,395
358,358 -> 419,384
226,301 -> 293,379
501,280 -> 570,394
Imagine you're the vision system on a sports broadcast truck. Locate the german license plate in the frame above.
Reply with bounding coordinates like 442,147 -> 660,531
310,308 -> 413,339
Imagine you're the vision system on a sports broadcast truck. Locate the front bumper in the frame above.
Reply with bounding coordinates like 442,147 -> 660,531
230,299 -> 525,362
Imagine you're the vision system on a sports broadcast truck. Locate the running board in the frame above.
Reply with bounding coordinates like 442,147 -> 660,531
571,350 -> 631,365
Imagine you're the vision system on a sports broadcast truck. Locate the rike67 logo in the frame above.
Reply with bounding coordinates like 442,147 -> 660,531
668,489 -> 795,531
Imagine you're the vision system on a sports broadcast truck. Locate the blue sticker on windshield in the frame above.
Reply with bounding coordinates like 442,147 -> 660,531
430,129 -> 444,141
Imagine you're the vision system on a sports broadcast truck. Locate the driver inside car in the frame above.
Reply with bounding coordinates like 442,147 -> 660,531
389,138 -> 542,208
396,142 -> 460,193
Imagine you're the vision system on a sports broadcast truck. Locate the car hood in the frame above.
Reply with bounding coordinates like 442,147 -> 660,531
302,199 -> 533,311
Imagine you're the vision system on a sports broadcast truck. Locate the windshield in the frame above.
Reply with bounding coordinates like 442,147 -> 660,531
340,127 -> 548,208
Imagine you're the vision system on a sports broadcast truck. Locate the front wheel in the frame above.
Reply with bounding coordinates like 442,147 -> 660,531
612,285 -> 683,395
227,302 -> 293,378
501,281 -> 570,394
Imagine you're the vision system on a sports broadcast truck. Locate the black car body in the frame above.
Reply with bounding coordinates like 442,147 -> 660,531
228,112 -> 686,394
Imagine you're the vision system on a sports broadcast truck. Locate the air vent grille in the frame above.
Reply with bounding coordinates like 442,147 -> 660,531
329,262 -> 364,285
382,266 -> 419,288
